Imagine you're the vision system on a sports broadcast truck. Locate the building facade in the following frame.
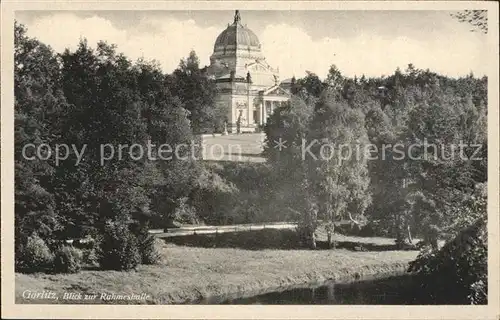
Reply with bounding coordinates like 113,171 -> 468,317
206,10 -> 291,133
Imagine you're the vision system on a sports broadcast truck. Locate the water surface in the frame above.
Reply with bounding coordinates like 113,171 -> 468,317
197,274 -> 435,305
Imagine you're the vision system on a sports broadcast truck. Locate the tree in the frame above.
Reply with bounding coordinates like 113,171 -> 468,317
14,22 -> 65,249
15,23 -> 232,246
324,64 -> 344,92
408,215 -> 487,304
130,58 -> 200,227
401,77 -> 486,248
169,50 -> 223,134
57,40 -> 155,236
450,10 -> 488,34
263,96 -> 317,247
296,71 -> 325,99
306,92 -> 372,248
363,106 -> 411,242
357,65 -> 488,247
264,96 -> 314,165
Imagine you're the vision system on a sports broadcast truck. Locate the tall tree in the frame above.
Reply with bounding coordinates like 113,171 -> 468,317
306,92 -> 372,247
57,40 -> 164,235
131,58 -> 197,228
169,50 -> 223,134
402,77 -> 486,248
363,105 -> 411,243
324,64 -> 345,92
264,96 -> 318,247
296,71 -> 325,99
14,22 -> 65,245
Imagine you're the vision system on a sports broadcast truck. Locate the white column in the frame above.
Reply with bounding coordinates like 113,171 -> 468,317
228,101 -> 234,130
263,100 -> 268,125
247,84 -> 252,128
259,101 -> 264,125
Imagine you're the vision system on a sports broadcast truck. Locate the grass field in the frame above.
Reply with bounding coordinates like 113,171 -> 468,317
201,133 -> 266,162
15,234 -> 419,304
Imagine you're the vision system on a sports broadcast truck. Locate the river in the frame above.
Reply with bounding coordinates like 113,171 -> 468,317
194,274 -> 440,305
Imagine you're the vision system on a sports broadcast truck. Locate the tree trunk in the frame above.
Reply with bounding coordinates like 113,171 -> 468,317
348,212 -> 360,225
326,222 -> 336,249
327,230 -> 332,249
395,214 -> 404,249
407,225 -> 413,244
298,224 -> 316,249
309,230 -> 317,249
430,237 -> 438,251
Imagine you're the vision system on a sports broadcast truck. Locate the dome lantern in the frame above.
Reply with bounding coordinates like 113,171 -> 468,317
213,10 -> 261,51
234,10 -> 241,24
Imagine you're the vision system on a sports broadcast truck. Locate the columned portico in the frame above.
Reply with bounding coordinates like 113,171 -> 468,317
256,86 -> 290,126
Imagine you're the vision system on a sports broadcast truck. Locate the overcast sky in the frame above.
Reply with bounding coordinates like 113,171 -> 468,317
16,10 -> 488,79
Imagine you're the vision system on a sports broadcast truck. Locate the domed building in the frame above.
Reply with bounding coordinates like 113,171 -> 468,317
207,10 -> 291,133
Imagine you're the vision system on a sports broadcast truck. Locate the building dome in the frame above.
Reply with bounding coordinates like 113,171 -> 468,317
213,10 -> 261,50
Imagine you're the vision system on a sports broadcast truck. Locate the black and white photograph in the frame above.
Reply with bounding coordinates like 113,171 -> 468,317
1,1 -> 499,319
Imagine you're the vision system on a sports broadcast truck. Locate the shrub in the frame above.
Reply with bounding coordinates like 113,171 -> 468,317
167,228 -> 300,250
97,221 -> 141,271
53,245 -> 83,274
16,233 -> 54,273
172,197 -> 199,225
358,220 -> 389,237
138,233 -> 164,265
408,217 -> 487,304
81,247 -> 99,266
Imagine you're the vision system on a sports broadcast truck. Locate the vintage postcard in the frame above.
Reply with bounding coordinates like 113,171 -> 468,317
1,1 -> 499,319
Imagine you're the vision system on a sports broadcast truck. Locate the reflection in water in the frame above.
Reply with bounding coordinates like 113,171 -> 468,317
197,274 -> 433,305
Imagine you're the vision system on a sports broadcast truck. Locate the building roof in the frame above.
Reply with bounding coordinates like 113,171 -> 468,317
213,10 -> 261,50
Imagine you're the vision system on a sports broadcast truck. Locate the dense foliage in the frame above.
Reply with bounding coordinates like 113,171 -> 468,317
267,63 -> 487,249
265,63 -> 488,303
53,245 -> 83,274
97,220 -> 142,271
15,18 -> 488,302
407,183 -> 487,304
168,50 -> 227,134
136,227 -> 164,265
15,233 -> 54,273
408,216 -> 487,304
14,22 -> 233,272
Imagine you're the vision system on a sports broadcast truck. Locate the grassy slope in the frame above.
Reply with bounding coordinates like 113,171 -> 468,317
16,235 -> 418,304
202,133 -> 266,162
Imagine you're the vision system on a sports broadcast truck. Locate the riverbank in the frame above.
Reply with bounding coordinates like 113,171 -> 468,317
15,235 -> 419,304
